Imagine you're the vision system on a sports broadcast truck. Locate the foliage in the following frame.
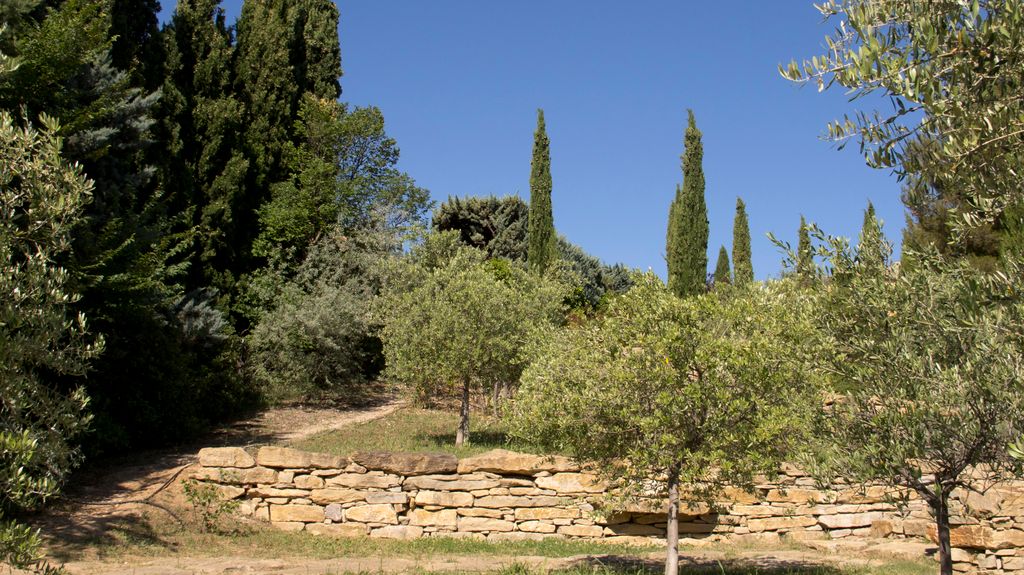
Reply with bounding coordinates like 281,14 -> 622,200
732,197 -> 753,285
527,109 -> 556,274
508,274 -> 817,573
802,232 -> 1024,575
856,202 -> 888,275
783,0 -> 1024,236
248,229 -> 393,402
666,110 -> 708,298
433,195 -> 528,261
182,479 -> 240,533
0,112 -> 99,569
713,245 -> 731,287
377,231 -> 568,445
796,215 -> 814,283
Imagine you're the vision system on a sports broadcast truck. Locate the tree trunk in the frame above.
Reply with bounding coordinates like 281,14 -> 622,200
455,376 -> 471,447
665,462 -> 681,575
935,487 -> 953,575
492,380 -> 500,417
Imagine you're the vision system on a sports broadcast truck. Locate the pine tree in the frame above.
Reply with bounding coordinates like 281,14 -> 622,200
713,246 -> 731,287
796,215 -> 814,283
857,202 -> 887,275
732,197 -> 753,285
666,109 -> 708,298
527,109 -> 555,274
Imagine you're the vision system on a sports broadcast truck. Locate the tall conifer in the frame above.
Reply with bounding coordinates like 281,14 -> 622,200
713,246 -> 731,286
732,197 -> 753,285
857,201 -> 887,275
527,109 -> 555,274
666,110 -> 708,298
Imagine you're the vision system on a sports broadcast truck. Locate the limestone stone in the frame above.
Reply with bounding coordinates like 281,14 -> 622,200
475,495 -> 562,509
514,507 -> 580,521
602,536 -> 665,547
272,521 -> 305,532
310,488 -> 365,505
345,504 -> 399,524
324,503 -> 344,522
818,512 -> 885,530
269,505 -> 323,523
404,475 -> 501,491
718,487 -> 761,505
198,447 -> 255,468
458,508 -> 503,518
993,529 -> 1024,549
784,530 -> 830,542
326,472 -> 402,489
927,524 -> 996,549
277,470 -> 296,483
765,488 -> 824,504
534,473 -> 605,494
192,466 -> 277,485
215,485 -> 245,500
254,505 -> 271,522
257,447 -> 312,469
371,525 -> 424,539
408,508 -> 458,528
870,519 -> 895,538
729,504 -> 788,518
294,475 -> 324,489
306,523 -> 367,537
309,452 -> 348,469
457,449 -> 579,475
457,517 -> 515,532
559,524 -> 604,537
249,487 -> 310,498
747,516 -> 817,532
365,492 -> 408,505
352,451 -> 458,476
518,520 -> 557,533
414,491 -> 474,508
593,511 -> 632,526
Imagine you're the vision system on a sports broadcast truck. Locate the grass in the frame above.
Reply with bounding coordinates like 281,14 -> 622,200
289,407 -> 544,456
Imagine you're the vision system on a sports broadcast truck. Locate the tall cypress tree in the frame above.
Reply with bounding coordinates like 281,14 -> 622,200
527,109 -> 555,274
857,201 -> 887,275
666,109 -> 708,298
713,245 -> 731,286
796,215 -> 814,283
732,197 -> 753,285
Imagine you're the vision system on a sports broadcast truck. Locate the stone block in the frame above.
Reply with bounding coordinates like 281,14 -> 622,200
457,449 -> 579,475
518,520 -> 557,533
257,446 -> 312,469
192,466 -> 277,485
352,451 -> 458,476
603,523 -> 664,537
249,487 -> 310,498
414,490 -> 474,508
765,488 -> 825,504
747,516 -> 817,532
371,525 -> 423,539
927,524 -> 996,550
345,504 -> 399,524
457,517 -> 515,532
198,447 -> 255,468
294,475 -> 325,489
270,505 -> 323,523
535,473 -> 605,494
404,475 -> 501,491
408,508 -> 458,528
271,521 -> 305,532
475,495 -> 562,509
324,503 -> 343,522
306,523 -> 368,537
458,508 -> 503,518
514,507 -> 581,521
818,512 -> 885,530
326,472 -> 402,489
559,524 -> 604,537
365,492 -> 408,505
310,488 -> 365,505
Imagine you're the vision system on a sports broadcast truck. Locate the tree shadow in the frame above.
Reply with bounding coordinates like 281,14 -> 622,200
417,429 -> 512,450
569,554 -> 848,574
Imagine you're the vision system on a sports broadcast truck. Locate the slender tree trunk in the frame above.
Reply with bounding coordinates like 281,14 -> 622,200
492,380 -> 500,417
456,376 -> 471,447
665,462 -> 681,575
935,487 -> 953,575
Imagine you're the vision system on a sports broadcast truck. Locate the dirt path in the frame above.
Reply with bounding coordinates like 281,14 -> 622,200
37,397 -> 404,553
45,542 -> 933,574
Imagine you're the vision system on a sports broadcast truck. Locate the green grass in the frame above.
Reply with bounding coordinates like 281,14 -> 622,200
289,407 -> 543,456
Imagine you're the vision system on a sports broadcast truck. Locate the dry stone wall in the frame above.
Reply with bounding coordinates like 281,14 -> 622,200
193,446 -> 1024,573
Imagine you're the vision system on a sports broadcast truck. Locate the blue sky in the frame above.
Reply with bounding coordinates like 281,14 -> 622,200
160,1 -> 906,279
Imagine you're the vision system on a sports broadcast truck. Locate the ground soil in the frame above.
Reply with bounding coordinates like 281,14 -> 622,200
25,395 -> 934,574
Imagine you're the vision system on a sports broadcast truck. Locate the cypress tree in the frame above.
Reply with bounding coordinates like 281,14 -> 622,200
732,197 -> 753,285
527,109 -> 555,274
666,109 -> 708,298
713,246 -> 731,286
857,201 -> 887,275
796,215 -> 814,283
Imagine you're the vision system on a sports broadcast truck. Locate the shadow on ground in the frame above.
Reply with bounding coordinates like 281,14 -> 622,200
566,554 -> 847,574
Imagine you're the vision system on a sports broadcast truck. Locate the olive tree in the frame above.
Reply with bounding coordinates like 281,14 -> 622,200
1,112 -> 99,569
376,231 -> 566,446
806,233 -> 1024,575
508,274 -> 817,574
